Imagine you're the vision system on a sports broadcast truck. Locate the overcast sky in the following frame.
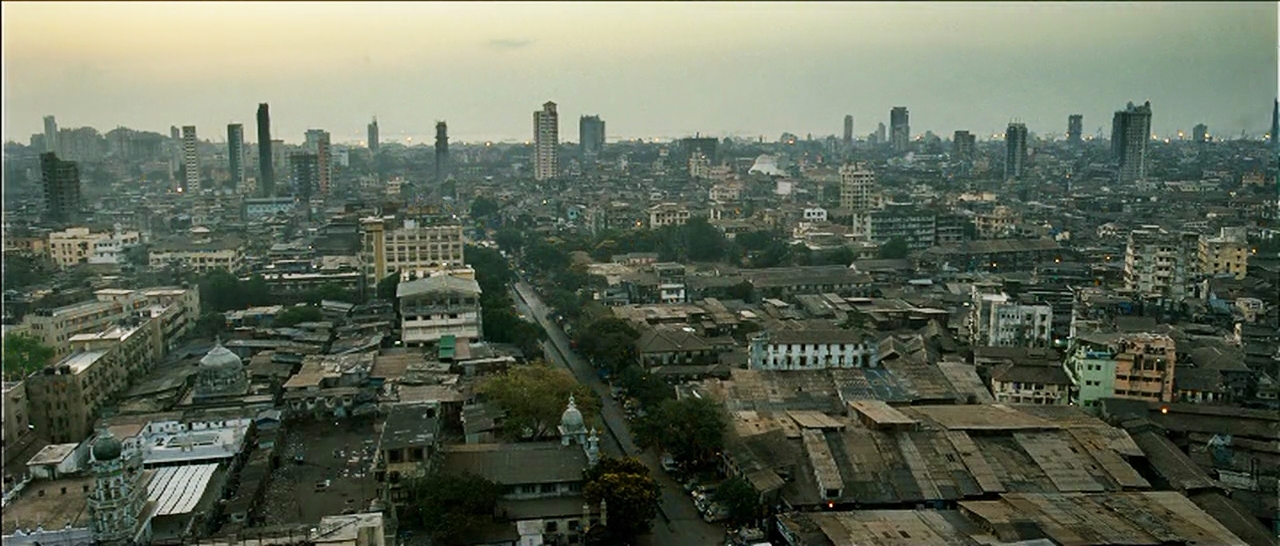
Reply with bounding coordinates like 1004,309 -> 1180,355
3,2 -> 1276,145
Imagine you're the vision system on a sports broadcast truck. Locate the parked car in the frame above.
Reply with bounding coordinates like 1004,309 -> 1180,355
661,453 -> 679,473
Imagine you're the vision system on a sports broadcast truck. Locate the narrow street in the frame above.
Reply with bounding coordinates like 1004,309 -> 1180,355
512,281 -> 726,546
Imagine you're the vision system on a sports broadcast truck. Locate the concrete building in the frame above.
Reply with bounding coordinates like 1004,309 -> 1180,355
838,163 -> 875,213
181,125 -> 199,193
435,121 -> 449,182
43,115 -> 59,154
3,381 -> 31,459
749,330 -> 879,371
968,285 -> 1053,348
367,117 -> 379,153
1192,123 -> 1208,143
305,129 -> 332,195
1067,332 -> 1177,407
864,205 -> 937,251
1198,227 -> 1248,280
688,150 -> 711,179
244,196 -> 296,221
290,152 -> 319,200
397,273 -> 483,346
227,123 -> 245,193
989,364 -> 1071,405
1004,122 -> 1027,180
952,130 -> 975,161
1124,226 -> 1198,301
47,227 -> 141,268
256,103 -> 274,197
534,101 -> 559,181
579,115 -> 605,156
647,202 -> 693,230
889,106 -> 909,152
149,234 -> 245,273
19,288 -> 198,360
974,206 -> 1020,239
1067,114 -> 1083,143
359,217 -> 466,284
1112,101 -> 1152,183
41,152 -> 82,223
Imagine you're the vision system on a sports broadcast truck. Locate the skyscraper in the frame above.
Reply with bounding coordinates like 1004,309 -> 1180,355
290,152 -> 319,201
839,163 -> 875,212
875,123 -> 886,145
41,153 -> 81,223
257,103 -> 274,197
43,116 -> 59,154
1111,101 -> 1153,183
1067,114 -> 1083,144
889,107 -> 910,152
305,129 -> 332,195
843,115 -> 854,148
181,125 -> 199,192
435,121 -> 449,182
1004,123 -> 1028,180
368,117 -> 379,154
227,124 -> 245,193
953,130 -> 976,161
534,102 -> 559,181
579,115 -> 605,156
1192,123 -> 1208,144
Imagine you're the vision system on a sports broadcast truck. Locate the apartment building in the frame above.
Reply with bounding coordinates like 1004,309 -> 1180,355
397,273 -> 483,346
1198,226 -> 1248,280
149,235 -> 245,273
26,319 -> 164,443
974,206 -> 1020,239
968,285 -> 1053,348
19,287 -> 200,359
748,330 -> 879,371
864,205 -> 938,250
990,364 -> 1072,405
1065,332 -> 1176,409
648,203 -> 693,230
360,217 -> 465,284
47,227 -> 141,267
1124,226 -> 1198,301
3,381 -> 31,459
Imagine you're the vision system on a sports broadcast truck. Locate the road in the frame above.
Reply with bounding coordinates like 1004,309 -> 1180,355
513,281 -> 726,546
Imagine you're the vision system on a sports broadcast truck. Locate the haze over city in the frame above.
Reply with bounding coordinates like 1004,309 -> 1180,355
3,1 -> 1277,144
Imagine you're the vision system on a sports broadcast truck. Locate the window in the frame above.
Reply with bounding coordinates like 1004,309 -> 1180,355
546,521 -> 558,533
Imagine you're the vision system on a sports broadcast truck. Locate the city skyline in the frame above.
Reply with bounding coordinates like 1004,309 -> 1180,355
3,2 -> 1277,144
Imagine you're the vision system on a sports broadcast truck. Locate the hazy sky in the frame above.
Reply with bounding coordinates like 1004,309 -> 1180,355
3,2 -> 1277,145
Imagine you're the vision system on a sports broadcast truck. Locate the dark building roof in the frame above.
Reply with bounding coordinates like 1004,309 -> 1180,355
441,442 -> 587,485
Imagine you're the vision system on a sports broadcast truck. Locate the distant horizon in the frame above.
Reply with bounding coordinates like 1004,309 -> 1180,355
4,2 -> 1276,144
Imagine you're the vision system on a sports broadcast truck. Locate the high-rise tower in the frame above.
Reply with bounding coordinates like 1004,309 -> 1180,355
1271,99 -> 1279,156
579,115 -> 605,156
1192,124 -> 1208,144
368,117 -> 380,153
305,129 -> 332,194
227,123 -> 245,193
181,125 -> 199,192
290,152 -> 319,201
953,130 -> 975,161
1004,123 -> 1028,180
534,102 -> 559,181
1111,101 -> 1153,183
256,103 -> 274,197
41,152 -> 81,223
435,121 -> 449,182
1067,115 -> 1083,144
889,107 -> 910,152
843,115 -> 854,148
43,115 -> 59,154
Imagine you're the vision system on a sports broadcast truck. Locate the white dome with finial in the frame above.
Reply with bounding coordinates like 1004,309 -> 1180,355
560,394 -> 585,432
200,338 -> 242,370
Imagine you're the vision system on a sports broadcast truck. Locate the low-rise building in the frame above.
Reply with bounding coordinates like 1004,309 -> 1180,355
359,217 -> 465,284
1066,332 -> 1177,408
19,287 -> 199,359
968,285 -> 1053,348
149,234 -> 245,273
47,227 -> 142,268
648,202 -> 693,229
397,273 -> 483,346
749,329 -> 879,371
1198,226 -> 1248,280
989,363 -> 1071,405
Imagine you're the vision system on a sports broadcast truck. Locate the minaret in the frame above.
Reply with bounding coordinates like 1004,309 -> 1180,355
88,429 -> 145,545
586,427 -> 600,467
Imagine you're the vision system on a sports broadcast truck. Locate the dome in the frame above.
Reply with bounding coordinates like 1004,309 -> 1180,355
560,395 -> 585,431
200,340 -> 243,370
92,430 -> 122,461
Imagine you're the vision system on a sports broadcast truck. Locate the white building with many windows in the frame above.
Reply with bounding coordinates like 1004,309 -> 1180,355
397,273 -> 482,346
967,286 -> 1052,348
748,330 -> 879,371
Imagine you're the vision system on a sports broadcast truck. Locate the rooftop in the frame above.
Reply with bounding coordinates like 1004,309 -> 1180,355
2,476 -> 95,535
441,442 -> 588,486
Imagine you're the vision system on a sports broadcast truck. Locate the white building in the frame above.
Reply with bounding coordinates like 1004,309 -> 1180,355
967,286 -> 1053,348
689,152 -> 711,179
748,330 -> 879,371
648,203 -> 692,230
1124,226 -> 1199,301
534,101 -> 559,181
397,273 -> 483,346
709,182 -> 743,202
802,208 -> 828,222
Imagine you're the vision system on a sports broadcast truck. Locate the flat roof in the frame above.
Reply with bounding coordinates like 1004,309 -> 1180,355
2,476 -> 95,535
904,404 -> 1058,431
848,400 -> 917,427
147,463 -> 219,516
26,443 -> 79,466
54,350 -> 108,374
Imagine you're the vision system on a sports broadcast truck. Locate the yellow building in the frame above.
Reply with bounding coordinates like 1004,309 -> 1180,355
1198,227 -> 1248,280
359,217 -> 465,284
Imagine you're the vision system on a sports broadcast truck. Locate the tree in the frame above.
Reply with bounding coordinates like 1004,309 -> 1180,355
878,237 -> 909,259
713,476 -> 762,526
478,363 -> 598,440
635,396 -> 727,468
3,333 -> 54,381
470,196 -> 501,221
275,305 -> 322,327
493,228 -> 525,254
616,366 -> 674,409
406,471 -> 502,545
583,456 -> 661,541
195,311 -> 227,339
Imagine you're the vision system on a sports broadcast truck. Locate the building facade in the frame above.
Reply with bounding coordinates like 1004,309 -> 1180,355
1198,227 -> 1248,280
968,286 -> 1053,348
534,101 -> 559,181
359,217 -> 466,284
579,115 -> 605,156
42,152 -> 82,223
227,123 -> 245,193
889,107 -> 910,152
952,130 -> 975,161
1004,122 -> 1027,180
1067,114 -> 1083,143
838,163 -> 875,213
368,117 -> 379,153
256,103 -> 274,197
47,227 -> 141,268
647,203 -> 693,230
435,121 -> 449,182
1124,226 -> 1198,301
748,330 -> 879,371
181,125 -> 199,192
1112,101 -> 1152,183
397,274 -> 483,346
